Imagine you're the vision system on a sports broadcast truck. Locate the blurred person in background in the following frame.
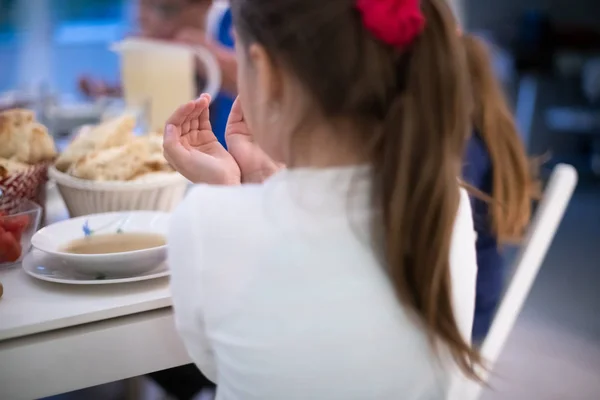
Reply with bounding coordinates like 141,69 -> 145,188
174,1 -> 237,144
79,0 -> 237,144
461,34 -> 538,345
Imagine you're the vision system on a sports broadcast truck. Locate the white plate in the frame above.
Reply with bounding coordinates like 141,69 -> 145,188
22,248 -> 169,285
31,211 -> 169,277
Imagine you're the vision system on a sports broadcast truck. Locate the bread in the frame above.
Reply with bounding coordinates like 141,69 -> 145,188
139,133 -> 164,154
69,139 -> 152,181
56,116 -> 174,181
0,110 -> 35,153
0,158 -> 29,179
0,109 -> 56,164
0,109 -> 39,161
134,134 -> 172,173
15,123 -> 57,164
55,115 -> 136,172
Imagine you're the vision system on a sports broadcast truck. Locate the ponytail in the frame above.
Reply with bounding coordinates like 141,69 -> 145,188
371,0 -> 481,380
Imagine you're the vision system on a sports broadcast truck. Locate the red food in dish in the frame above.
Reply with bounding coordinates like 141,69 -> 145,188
0,213 -> 27,263
2,215 -> 30,233
0,228 -> 21,263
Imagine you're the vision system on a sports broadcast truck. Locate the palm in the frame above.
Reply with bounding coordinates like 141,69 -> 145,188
163,94 -> 240,184
225,98 -> 282,183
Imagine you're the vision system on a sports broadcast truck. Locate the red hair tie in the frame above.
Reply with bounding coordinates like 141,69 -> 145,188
356,0 -> 425,49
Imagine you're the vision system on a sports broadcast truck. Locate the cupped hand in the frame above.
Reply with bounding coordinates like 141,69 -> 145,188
163,94 -> 241,185
225,97 -> 284,183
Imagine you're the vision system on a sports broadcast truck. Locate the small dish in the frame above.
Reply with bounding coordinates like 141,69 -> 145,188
22,248 -> 169,285
31,211 -> 169,277
0,198 -> 43,269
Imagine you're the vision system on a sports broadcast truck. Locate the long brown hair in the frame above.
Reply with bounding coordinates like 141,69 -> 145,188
233,0 -> 481,379
463,34 -> 537,243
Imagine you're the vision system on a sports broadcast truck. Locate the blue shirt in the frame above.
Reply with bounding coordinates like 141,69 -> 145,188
462,133 -> 505,343
209,8 -> 234,148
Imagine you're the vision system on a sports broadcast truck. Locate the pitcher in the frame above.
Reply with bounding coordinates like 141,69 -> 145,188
111,38 -> 221,132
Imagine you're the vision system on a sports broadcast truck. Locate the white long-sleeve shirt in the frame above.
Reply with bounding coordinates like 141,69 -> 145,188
168,166 -> 477,400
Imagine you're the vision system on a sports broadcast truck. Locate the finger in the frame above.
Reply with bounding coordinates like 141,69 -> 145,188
185,94 -> 211,131
183,98 -> 207,134
166,101 -> 195,127
163,126 -> 190,168
198,95 -> 212,132
225,99 -> 251,146
224,97 -> 249,146
200,93 -> 212,104
227,97 -> 244,125
194,94 -> 211,119
164,123 -> 182,147
190,93 -> 212,130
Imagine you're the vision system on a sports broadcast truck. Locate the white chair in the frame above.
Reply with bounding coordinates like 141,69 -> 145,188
464,163 -> 579,400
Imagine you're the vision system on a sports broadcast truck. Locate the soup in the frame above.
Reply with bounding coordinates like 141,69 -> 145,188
63,233 -> 166,255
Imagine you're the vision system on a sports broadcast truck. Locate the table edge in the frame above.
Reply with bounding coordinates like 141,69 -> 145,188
0,298 -> 173,342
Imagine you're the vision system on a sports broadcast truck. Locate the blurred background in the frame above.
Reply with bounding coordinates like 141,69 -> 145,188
0,0 -> 599,399
0,0 -> 127,100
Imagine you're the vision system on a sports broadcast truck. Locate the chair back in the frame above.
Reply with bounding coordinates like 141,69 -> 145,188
465,163 -> 578,399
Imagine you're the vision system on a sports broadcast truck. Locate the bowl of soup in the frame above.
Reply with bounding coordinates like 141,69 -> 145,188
31,211 -> 169,277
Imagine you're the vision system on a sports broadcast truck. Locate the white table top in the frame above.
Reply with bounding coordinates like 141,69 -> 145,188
0,266 -> 171,341
0,184 -> 172,342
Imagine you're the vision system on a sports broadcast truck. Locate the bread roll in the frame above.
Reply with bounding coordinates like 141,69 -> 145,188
13,123 -> 57,164
0,109 -> 55,164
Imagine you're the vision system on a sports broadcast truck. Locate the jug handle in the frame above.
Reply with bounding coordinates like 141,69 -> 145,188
192,46 -> 222,102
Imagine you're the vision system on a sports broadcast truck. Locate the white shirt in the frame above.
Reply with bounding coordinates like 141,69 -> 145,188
168,166 -> 477,400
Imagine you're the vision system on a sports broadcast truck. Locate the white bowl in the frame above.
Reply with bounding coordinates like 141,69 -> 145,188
31,211 -> 169,277
49,166 -> 188,217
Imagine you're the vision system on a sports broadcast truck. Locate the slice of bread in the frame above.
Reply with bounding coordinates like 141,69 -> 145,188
55,114 -> 136,172
69,139 -> 151,181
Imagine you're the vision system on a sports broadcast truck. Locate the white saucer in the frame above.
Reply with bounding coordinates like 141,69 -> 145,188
22,249 -> 169,285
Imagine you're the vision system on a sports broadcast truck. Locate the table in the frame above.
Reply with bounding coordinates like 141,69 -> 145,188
0,186 -> 191,400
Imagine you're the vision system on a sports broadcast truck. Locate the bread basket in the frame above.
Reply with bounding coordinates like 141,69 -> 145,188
0,161 -> 50,213
49,166 -> 189,217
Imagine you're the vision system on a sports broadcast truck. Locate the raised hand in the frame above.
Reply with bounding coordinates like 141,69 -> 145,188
225,97 -> 283,183
163,94 -> 241,185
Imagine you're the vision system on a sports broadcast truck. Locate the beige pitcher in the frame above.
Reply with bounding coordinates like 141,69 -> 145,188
111,38 -> 221,132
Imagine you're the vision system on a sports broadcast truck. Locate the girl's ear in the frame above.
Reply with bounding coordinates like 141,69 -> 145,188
248,43 -> 284,106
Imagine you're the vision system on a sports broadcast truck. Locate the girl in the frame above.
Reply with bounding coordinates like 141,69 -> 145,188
462,34 -> 537,343
165,0 -> 480,398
